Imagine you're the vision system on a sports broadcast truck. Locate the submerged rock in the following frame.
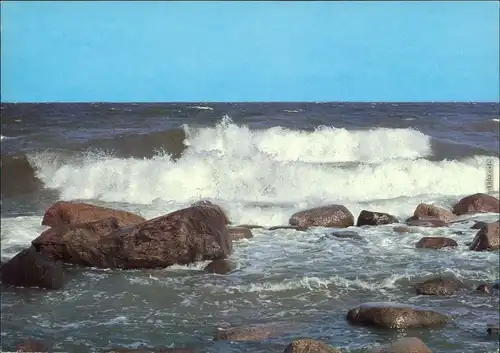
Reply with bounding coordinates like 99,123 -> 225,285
289,205 -> 354,228
42,201 -> 145,227
346,302 -> 448,329
469,222 -> 499,251
415,237 -> 458,249
214,322 -> 303,341
284,339 -> 340,353
0,247 -> 65,289
452,193 -> 500,215
405,218 -> 448,228
356,210 -> 398,226
415,278 -> 460,296
268,225 -> 308,231
228,227 -> 254,241
372,337 -> 432,353
16,338 -> 50,352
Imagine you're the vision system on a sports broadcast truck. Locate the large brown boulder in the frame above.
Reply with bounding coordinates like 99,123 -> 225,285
284,339 -> 340,353
42,201 -> 146,227
356,210 -> 398,226
452,193 -> 500,215
372,337 -> 432,353
32,218 -> 121,264
346,302 -> 448,329
469,222 -> 499,251
415,278 -> 459,296
409,203 -> 455,223
0,247 -> 65,289
289,205 -> 354,228
415,237 -> 457,249
39,205 -> 231,269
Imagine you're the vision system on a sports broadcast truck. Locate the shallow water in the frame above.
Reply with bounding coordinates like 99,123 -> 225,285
1,103 -> 499,352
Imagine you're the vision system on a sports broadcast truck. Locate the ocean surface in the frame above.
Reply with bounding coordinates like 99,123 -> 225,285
1,102 -> 499,352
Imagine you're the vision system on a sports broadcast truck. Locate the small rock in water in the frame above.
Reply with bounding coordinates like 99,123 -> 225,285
228,227 -> 254,241
284,339 -> 340,353
346,302 -> 448,329
415,237 -> 457,249
203,259 -> 236,275
214,322 -> 304,341
411,203 -> 455,223
16,337 -> 50,352
289,205 -> 354,228
487,326 -> 499,336
235,224 -> 265,229
452,193 -> 500,215
330,231 -> 363,240
469,222 -> 499,251
356,210 -> 398,226
406,218 -> 448,228
415,278 -> 459,296
371,337 -> 432,353
268,225 -> 308,232
476,283 -> 492,294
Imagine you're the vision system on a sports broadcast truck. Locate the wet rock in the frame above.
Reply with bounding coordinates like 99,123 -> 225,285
410,203 -> 455,223
37,205 -> 232,269
289,205 -> 354,228
33,218 -> 121,263
228,227 -> 254,241
203,259 -> 236,274
494,280 -> 500,289
452,193 -> 500,215
372,337 -> 432,353
476,284 -> 492,294
108,348 -> 193,353
191,200 -> 230,225
16,338 -> 50,352
0,247 -> 65,289
356,210 -> 398,226
330,231 -> 363,240
415,237 -> 458,249
393,226 -> 412,233
415,278 -> 459,296
284,339 -> 340,353
487,326 -> 499,336
471,221 -> 488,229
405,218 -> 448,228
214,322 -> 302,341
469,222 -> 500,251
268,225 -> 308,232
346,302 -> 448,329
235,224 -> 265,229
42,201 -> 146,227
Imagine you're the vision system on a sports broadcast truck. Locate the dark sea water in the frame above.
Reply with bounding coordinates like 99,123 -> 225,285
1,102 -> 499,352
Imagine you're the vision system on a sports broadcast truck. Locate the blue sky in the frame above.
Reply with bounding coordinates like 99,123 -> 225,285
1,1 -> 498,102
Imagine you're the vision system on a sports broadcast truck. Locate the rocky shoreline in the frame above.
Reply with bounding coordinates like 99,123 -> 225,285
1,193 -> 499,352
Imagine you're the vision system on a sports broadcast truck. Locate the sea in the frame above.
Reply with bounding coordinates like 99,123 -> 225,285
1,102 -> 499,352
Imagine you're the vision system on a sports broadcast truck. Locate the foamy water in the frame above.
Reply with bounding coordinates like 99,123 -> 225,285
1,112 -> 499,352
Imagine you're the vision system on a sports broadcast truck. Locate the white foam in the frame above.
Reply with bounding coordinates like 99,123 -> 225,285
0,216 -> 46,259
186,105 -> 214,111
26,118 -> 499,226
492,118 -> 500,123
